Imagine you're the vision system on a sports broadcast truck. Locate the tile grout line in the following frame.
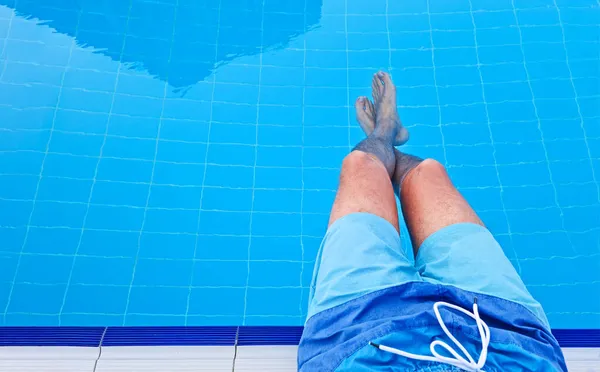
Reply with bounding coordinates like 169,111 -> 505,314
0,0 -> 16,81
509,0 -> 577,256
467,0 -> 520,272
184,0 -> 223,326
552,0 -> 600,205
92,327 -> 108,372
1,166 -> 599,188
122,0 -> 179,324
298,0 -> 308,319
56,0 -> 134,325
0,4 -> 594,19
344,0 -> 351,151
241,0 -> 266,326
231,326 -> 240,372
0,107 -> 596,134
1,76 -> 599,101
4,193 -> 600,209
425,0 -> 449,167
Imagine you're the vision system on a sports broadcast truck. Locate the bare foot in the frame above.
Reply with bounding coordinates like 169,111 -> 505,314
355,71 -> 408,146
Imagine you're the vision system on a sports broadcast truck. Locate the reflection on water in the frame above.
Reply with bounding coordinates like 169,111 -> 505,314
2,0 -> 322,90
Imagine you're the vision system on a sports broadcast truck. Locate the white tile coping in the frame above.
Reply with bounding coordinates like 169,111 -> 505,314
234,346 -> 298,371
0,346 -> 99,372
0,346 -> 596,371
0,346 -> 100,360
97,346 -> 235,372
563,348 -> 600,371
100,346 -> 235,360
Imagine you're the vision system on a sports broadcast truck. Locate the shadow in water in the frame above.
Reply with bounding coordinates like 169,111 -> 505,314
2,0 -> 322,90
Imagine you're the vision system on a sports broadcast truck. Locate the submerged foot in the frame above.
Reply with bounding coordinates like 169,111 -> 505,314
355,71 -> 409,146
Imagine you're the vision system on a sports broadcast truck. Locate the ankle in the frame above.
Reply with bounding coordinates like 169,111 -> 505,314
373,121 -> 398,142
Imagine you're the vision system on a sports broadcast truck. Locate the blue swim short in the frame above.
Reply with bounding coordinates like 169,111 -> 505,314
299,213 -> 566,371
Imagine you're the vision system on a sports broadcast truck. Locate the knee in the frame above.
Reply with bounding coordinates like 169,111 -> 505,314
341,151 -> 383,174
419,158 -> 446,173
404,158 -> 449,186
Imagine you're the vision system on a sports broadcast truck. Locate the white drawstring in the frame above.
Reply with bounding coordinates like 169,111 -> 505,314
370,298 -> 490,372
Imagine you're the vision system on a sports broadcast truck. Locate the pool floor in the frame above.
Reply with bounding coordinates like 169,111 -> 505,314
0,0 -> 599,328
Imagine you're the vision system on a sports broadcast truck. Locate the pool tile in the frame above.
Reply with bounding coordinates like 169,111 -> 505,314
198,211 -> 250,235
245,287 -> 302,316
248,261 -> 302,287
23,227 -> 81,255
0,175 -> 37,200
188,287 -> 245,316
254,189 -> 302,213
134,258 -> 193,286
71,256 -> 134,285
195,235 -> 249,260
91,181 -> 149,207
31,201 -> 87,228
127,286 -> 189,315
7,283 -> 66,314
96,158 -> 154,183
79,230 -> 139,257
16,254 -> 73,284
193,261 -> 248,287
250,236 -> 302,261
253,212 -> 301,236
201,187 -> 253,212
149,185 -> 202,209
145,209 -> 199,234
63,284 -> 128,315
86,205 -> 145,231
257,146 -> 302,167
108,115 -> 160,138
258,125 -> 303,147
157,140 -> 207,163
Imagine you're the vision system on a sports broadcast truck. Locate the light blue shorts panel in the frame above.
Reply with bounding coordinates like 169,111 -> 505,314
307,213 -> 550,329
307,213 -> 420,319
416,222 -> 550,329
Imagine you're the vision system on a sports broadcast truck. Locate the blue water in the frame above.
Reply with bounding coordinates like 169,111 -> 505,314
0,0 -> 598,328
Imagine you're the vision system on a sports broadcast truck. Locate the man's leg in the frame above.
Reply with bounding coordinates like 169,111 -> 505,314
329,151 -> 399,231
329,71 -> 407,230
403,159 -> 549,326
307,72 -> 419,319
400,160 -> 484,253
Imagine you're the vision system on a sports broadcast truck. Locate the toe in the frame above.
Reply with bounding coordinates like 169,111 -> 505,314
365,98 -> 375,120
371,73 -> 383,100
355,96 -> 375,135
355,96 -> 366,108
377,71 -> 395,92
371,76 -> 378,95
354,96 -> 366,115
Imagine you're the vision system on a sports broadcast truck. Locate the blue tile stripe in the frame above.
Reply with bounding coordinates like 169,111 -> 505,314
552,329 -> 600,348
0,327 -> 597,348
237,326 -> 304,346
0,326 -> 106,347
103,326 -> 238,346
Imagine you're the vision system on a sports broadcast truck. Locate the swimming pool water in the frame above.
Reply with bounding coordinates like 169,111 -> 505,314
0,0 -> 598,329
